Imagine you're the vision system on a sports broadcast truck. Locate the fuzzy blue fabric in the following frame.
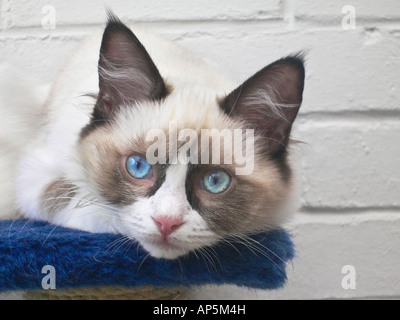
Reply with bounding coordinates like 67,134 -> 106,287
0,219 -> 294,292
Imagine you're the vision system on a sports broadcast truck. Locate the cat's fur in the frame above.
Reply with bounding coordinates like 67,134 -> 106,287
0,15 -> 305,259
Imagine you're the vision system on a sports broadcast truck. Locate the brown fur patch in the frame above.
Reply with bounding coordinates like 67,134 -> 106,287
78,126 -> 166,206
186,155 -> 289,236
41,179 -> 77,217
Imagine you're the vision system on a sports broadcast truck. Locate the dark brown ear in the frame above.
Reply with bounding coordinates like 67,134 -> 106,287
94,13 -> 168,122
220,55 -> 305,157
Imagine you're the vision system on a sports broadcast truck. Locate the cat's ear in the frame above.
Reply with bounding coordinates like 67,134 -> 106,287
220,55 -> 305,157
95,14 -> 168,121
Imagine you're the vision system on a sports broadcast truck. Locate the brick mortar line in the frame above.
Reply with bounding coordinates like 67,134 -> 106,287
297,110 -> 400,123
300,206 -> 400,215
0,17 -> 284,32
2,17 -> 400,34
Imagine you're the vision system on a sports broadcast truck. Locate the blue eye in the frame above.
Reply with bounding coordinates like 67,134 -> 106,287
202,171 -> 231,194
126,155 -> 152,179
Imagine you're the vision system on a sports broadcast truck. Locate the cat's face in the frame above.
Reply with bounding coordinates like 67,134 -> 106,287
77,15 -> 305,259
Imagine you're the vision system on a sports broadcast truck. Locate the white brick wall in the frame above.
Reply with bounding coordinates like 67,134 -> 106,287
1,1 -> 399,299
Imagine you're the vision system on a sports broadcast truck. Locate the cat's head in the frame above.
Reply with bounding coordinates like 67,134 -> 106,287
78,16 -> 305,259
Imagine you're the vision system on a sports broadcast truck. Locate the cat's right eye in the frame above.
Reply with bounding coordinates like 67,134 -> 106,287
202,171 -> 231,194
125,155 -> 153,179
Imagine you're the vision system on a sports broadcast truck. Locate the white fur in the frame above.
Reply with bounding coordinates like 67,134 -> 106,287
118,164 -> 218,259
0,64 -> 50,219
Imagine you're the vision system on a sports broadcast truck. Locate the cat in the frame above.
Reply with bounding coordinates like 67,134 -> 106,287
0,13 -> 305,259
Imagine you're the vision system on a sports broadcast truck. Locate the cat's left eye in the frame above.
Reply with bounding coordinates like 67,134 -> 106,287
126,155 -> 153,179
202,171 -> 231,194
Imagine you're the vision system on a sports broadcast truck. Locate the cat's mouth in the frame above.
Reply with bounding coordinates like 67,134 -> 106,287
139,235 -> 191,259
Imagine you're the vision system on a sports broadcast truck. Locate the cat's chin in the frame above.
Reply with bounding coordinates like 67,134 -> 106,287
140,240 -> 191,260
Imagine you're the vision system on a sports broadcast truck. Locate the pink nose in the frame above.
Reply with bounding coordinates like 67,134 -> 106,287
152,216 -> 184,238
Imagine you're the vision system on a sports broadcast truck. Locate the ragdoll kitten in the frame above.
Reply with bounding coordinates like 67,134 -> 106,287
0,15 -> 305,259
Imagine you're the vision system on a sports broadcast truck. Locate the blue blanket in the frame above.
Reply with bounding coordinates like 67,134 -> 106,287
0,219 -> 294,292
